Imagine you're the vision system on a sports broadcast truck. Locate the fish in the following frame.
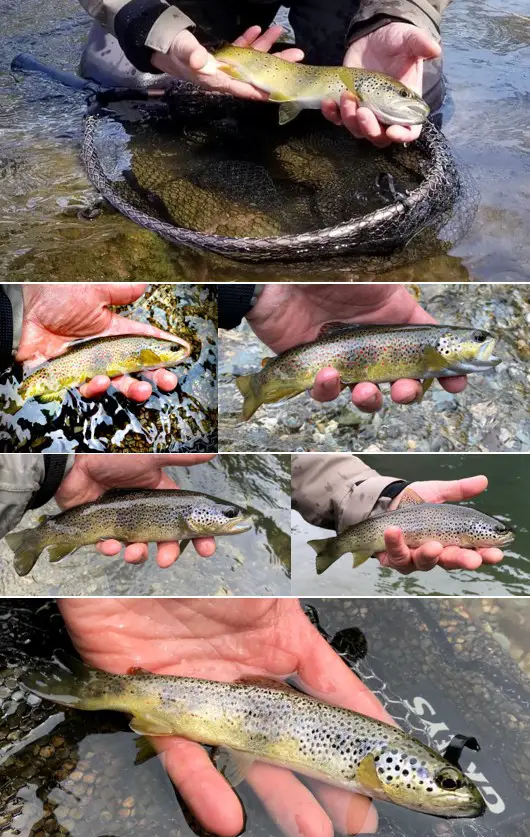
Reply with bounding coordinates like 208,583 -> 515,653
235,323 -> 501,421
14,334 -> 191,405
308,500 -> 514,574
21,659 -> 486,819
210,45 -> 429,126
5,488 -> 251,577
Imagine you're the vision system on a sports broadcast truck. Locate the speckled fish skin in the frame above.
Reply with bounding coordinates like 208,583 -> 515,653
5,489 -> 251,577
309,502 -> 514,574
17,334 -> 191,403
22,663 -> 486,819
212,46 -> 429,126
235,324 -> 500,421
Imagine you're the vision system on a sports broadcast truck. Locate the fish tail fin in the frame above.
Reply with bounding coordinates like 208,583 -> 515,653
278,102 -> 302,125
20,656 -> 112,710
308,537 -> 343,575
5,528 -> 44,577
236,373 -> 263,421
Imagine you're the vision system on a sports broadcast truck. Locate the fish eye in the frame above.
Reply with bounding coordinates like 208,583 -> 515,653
224,507 -> 239,519
399,89 -> 410,98
435,768 -> 464,791
495,523 -> 507,533
472,330 -> 488,343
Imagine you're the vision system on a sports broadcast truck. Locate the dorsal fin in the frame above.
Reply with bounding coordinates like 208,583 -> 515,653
318,322 -> 358,337
232,675 -> 295,693
127,666 -> 154,676
396,488 -> 426,507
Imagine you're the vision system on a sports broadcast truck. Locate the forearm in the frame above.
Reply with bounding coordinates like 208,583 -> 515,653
291,454 -> 407,531
77,0 -> 195,71
348,0 -> 453,42
0,454 -> 74,539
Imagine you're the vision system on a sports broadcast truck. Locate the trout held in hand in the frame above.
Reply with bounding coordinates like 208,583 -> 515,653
309,501 -> 514,574
22,659 -> 485,819
236,323 -> 501,421
209,45 -> 429,126
5,489 -> 251,577
15,334 -> 191,404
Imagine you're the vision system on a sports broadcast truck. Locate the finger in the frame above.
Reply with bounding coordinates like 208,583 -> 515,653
390,379 -> 423,404
437,546 -> 483,571
308,782 -> 378,835
251,25 -> 285,53
113,375 -> 153,402
96,539 -> 122,556
410,541 -> 443,572
159,738 -> 244,837
351,382 -> 383,412
339,95 -> 366,138
233,25 -> 262,47
123,543 -> 149,564
478,548 -> 504,564
321,99 -> 343,125
189,45 -> 214,71
439,375 -> 467,394
143,368 -> 178,392
274,47 -> 305,63
79,374 -> 112,398
105,283 -> 148,306
383,527 -> 414,573
402,27 -> 441,60
311,368 -> 342,402
247,762 -> 334,837
355,107 -> 391,146
385,124 -> 422,144
170,31 -> 210,70
156,542 -> 180,568
193,537 -> 216,557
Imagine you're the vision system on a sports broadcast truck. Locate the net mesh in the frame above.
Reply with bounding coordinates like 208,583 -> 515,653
82,85 -> 476,263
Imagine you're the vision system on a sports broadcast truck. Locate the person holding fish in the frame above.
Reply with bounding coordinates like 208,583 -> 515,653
292,454 -> 513,574
0,284 -> 185,406
0,453 -> 223,572
76,0 -> 450,146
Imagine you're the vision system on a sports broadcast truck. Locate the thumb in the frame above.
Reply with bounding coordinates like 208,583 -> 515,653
433,475 -> 489,503
105,283 -> 148,306
401,26 -> 441,60
171,29 -> 211,70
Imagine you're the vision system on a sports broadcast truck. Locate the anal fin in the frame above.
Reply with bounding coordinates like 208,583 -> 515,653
212,746 -> 255,788
47,543 -> 75,563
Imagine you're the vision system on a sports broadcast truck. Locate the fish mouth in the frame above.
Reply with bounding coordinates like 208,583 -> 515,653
226,516 -> 253,534
367,99 -> 430,127
448,338 -> 502,374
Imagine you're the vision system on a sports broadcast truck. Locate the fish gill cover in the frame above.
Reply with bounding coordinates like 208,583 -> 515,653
82,85 -> 478,269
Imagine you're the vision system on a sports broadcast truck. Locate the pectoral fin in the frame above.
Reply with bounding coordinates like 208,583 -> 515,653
420,378 -> 434,399
129,715 -> 175,736
278,102 -> 302,125
39,389 -> 67,403
212,746 -> 255,787
139,349 -> 163,366
134,735 -> 158,765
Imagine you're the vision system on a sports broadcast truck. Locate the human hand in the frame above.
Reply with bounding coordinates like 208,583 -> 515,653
152,25 -> 304,98
19,283 -> 180,403
376,476 -> 505,573
55,454 -> 216,568
322,23 -> 440,147
247,284 -> 467,412
59,597 -> 392,837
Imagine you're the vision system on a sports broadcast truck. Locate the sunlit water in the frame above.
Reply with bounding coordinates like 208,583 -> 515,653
0,1 -> 528,280
0,455 -> 291,596
2,599 -> 529,837
292,454 -> 530,596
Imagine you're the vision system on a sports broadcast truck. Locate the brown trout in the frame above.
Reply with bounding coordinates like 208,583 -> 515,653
15,334 -> 191,404
309,502 -> 514,574
209,45 -> 429,126
5,489 -> 251,576
21,660 -> 486,818
236,323 -> 501,421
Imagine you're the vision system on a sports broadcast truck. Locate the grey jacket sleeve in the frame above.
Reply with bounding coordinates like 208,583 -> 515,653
0,454 -> 75,539
348,0 -> 453,43
291,454 -> 406,532
3,285 -> 23,354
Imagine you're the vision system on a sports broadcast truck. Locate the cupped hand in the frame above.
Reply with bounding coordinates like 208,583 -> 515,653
376,476 -> 505,574
59,597 -> 393,837
152,25 -> 304,97
322,22 -> 440,147
55,454 -> 216,568
247,284 -> 467,413
19,284 -> 179,403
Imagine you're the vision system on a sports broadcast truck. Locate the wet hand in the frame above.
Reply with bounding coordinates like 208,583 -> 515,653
322,23 -> 440,147
376,476 -> 505,573
19,284 -> 179,403
55,454 -> 216,568
152,25 -> 304,98
59,597 -> 391,837
247,284 -> 467,412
